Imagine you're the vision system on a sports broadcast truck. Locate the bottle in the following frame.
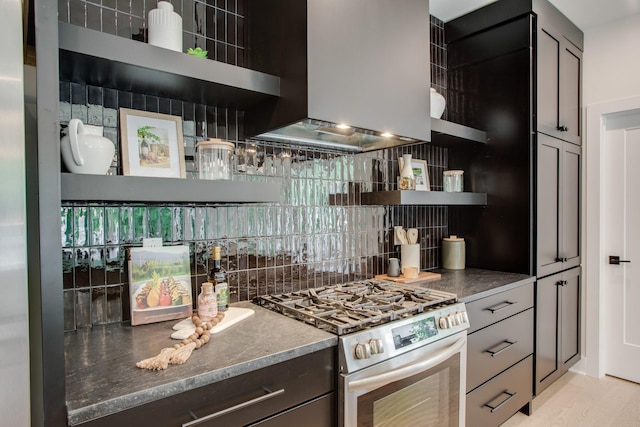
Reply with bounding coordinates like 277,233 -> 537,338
197,282 -> 218,321
208,246 -> 229,312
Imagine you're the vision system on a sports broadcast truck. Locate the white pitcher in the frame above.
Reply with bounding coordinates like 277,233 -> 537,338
61,119 -> 115,175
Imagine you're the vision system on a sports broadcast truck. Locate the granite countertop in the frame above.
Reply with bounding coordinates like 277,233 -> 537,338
421,268 -> 535,302
64,301 -> 337,426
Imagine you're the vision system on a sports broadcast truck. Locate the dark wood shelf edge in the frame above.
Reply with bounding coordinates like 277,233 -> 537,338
360,190 -> 487,206
61,173 -> 282,203
58,22 -> 280,108
430,118 -> 487,146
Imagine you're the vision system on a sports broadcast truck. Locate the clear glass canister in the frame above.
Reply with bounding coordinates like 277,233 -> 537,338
196,139 -> 234,180
443,170 -> 464,192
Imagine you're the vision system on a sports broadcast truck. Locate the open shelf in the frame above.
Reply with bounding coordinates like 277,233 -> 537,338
58,23 -> 280,109
360,190 -> 487,206
61,173 -> 282,203
430,118 -> 487,146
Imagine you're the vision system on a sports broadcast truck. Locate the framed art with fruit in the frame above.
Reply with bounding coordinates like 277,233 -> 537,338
128,245 -> 193,326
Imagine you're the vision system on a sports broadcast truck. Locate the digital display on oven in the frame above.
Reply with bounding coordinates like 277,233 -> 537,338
392,316 -> 438,350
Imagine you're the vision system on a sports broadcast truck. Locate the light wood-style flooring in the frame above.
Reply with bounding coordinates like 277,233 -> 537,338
501,371 -> 640,426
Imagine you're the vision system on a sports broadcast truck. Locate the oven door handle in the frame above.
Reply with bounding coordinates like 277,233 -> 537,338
347,336 -> 466,392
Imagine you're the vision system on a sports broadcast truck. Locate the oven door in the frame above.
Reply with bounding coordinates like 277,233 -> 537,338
340,332 -> 466,427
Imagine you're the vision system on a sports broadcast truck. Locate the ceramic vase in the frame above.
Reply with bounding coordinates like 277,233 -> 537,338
430,88 -> 446,119
148,1 -> 183,52
61,119 -> 115,175
398,154 -> 415,190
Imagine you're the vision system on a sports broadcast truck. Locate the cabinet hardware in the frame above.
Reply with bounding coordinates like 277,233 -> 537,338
557,125 -> 569,132
483,391 -> 518,413
182,387 -> 285,426
555,257 -> 568,262
556,280 -> 568,287
485,340 -> 518,357
609,255 -> 631,265
486,301 -> 516,313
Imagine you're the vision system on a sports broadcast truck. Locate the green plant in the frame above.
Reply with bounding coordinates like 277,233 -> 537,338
137,126 -> 161,142
187,47 -> 208,58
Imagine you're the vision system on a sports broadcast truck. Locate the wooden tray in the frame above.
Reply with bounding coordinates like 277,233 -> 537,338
375,272 -> 442,284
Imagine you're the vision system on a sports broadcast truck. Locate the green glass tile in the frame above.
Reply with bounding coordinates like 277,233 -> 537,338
133,206 -> 147,242
105,246 -> 121,285
120,206 -> 133,243
91,287 -> 107,325
106,286 -> 122,324
90,247 -> 106,286
90,206 -> 105,246
61,207 -> 73,247
194,207 -> 206,240
160,207 -> 173,242
205,207 -> 216,240
184,206 -> 195,240
74,206 -> 88,247
105,207 -> 119,244
172,207 -> 184,241
147,207 -> 161,239
75,288 -> 91,329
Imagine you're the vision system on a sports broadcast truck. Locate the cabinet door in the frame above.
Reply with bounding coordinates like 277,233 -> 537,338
537,25 -> 582,145
560,267 -> 581,369
535,272 -> 561,395
537,134 -> 581,277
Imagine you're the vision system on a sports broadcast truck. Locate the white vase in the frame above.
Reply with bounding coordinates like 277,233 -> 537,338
148,1 -> 183,52
61,119 -> 115,175
399,154 -> 415,190
430,88 -> 446,119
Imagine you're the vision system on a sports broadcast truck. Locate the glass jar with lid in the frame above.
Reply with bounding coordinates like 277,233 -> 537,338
443,170 -> 464,192
196,139 -> 234,180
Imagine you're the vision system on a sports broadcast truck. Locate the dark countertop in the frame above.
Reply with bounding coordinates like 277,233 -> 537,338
64,301 -> 337,426
422,268 -> 535,302
64,268 -> 533,425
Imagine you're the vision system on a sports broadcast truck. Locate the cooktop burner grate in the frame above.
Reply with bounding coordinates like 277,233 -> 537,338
255,279 -> 457,335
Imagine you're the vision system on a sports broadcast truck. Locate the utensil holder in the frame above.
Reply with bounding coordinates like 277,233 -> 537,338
401,244 -> 420,271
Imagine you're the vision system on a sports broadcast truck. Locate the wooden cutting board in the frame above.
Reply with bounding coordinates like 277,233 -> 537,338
375,272 -> 442,284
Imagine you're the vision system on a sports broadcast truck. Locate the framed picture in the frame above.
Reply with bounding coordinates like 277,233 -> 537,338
128,245 -> 193,326
119,108 -> 186,178
398,157 -> 431,191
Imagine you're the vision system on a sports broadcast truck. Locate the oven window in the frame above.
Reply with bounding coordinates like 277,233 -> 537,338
357,354 -> 460,427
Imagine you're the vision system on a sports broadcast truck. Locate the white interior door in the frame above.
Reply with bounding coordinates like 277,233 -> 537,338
604,110 -> 640,383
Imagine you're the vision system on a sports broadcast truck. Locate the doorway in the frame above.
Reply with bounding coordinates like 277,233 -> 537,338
585,96 -> 640,381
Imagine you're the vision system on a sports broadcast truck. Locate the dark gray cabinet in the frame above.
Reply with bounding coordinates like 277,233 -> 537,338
76,348 -> 336,427
465,283 -> 534,426
535,266 -> 581,395
536,3 -> 583,145
537,134 -> 582,277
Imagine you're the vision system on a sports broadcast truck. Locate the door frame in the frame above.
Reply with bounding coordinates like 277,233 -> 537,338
583,95 -> 640,378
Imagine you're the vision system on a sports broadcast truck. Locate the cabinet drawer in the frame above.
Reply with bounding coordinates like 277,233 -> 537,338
250,393 -> 335,427
466,283 -> 533,333
78,348 -> 335,427
466,355 -> 533,427
467,308 -> 533,392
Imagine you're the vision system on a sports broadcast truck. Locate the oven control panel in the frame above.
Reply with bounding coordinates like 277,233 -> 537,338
339,302 -> 470,372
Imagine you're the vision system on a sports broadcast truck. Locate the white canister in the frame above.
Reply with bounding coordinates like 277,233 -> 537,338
442,236 -> 465,270
148,1 -> 183,52
401,243 -> 420,271
196,139 -> 234,180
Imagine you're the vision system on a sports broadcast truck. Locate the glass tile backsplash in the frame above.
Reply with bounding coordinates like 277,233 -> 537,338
59,6 -> 451,330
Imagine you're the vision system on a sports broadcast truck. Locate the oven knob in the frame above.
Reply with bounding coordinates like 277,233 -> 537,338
439,317 -> 449,329
355,343 -> 372,359
456,312 -> 465,324
448,314 -> 458,327
369,338 -> 384,355
462,311 -> 469,324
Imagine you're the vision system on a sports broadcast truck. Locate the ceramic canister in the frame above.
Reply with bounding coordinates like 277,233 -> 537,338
442,235 -> 465,270
148,1 -> 183,52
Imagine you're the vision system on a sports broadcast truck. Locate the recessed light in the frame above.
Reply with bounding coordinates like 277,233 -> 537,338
336,123 -> 351,129
381,132 -> 394,138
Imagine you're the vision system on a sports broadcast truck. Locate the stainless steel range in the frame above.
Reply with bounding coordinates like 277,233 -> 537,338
257,279 -> 470,427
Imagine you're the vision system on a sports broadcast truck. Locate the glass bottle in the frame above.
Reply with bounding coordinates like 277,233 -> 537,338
197,282 -> 217,321
208,246 -> 229,312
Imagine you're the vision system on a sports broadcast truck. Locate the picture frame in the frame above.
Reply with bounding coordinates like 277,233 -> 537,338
398,157 -> 431,191
128,245 -> 193,326
119,108 -> 186,178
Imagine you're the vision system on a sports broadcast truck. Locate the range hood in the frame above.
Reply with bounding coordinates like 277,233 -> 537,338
245,0 -> 431,152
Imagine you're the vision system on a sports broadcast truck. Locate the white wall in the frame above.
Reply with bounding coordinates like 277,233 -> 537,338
583,14 -> 640,106
581,12 -> 640,377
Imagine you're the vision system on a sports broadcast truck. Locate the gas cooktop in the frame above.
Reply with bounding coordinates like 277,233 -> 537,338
255,278 -> 458,335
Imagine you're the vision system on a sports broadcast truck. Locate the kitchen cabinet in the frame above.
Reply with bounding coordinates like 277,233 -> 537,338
465,282 -> 534,426
76,348 -> 336,427
536,3 -> 583,145
537,134 -> 581,277
535,266 -> 581,395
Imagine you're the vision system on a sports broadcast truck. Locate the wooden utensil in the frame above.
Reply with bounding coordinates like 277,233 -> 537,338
407,228 -> 418,244
395,227 -> 409,245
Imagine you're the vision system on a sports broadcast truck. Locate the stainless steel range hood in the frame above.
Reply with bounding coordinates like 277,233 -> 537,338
245,0 -> 431,152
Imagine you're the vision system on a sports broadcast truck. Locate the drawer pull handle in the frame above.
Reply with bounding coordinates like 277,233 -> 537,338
182,387 -> 285,427
485,340 -> 518,357
486,301 -> 516,313
484,391 -> 518,413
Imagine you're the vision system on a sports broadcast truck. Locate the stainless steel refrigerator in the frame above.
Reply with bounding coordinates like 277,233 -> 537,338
0,0 -> 31,424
